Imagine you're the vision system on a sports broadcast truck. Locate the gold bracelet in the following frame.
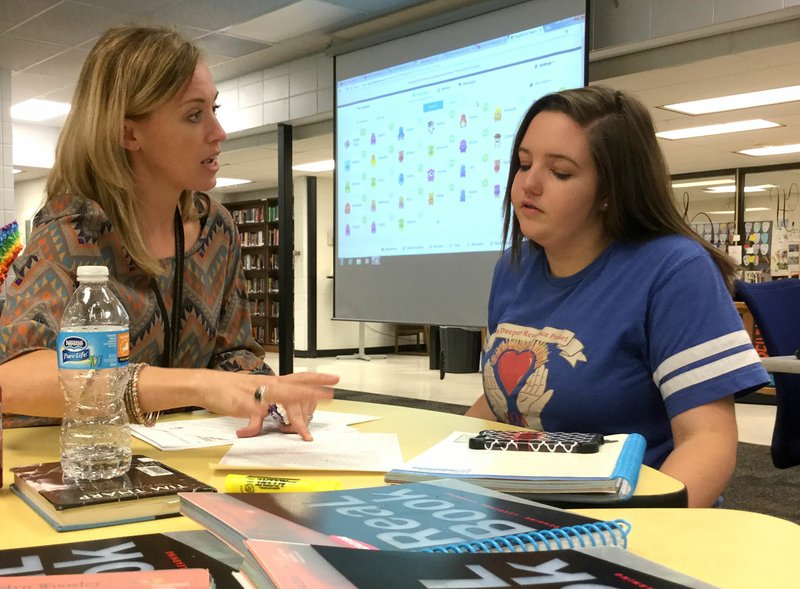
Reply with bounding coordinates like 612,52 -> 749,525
124,362 -> 160,427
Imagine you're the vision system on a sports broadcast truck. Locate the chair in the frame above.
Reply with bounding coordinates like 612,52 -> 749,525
394,324 -> 428,354
735,278 -> 800,468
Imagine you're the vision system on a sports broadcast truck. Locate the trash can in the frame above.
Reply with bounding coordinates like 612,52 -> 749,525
439,326 -> 482,377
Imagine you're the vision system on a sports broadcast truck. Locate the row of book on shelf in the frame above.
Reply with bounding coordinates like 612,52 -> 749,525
249,300 -> 280,318
250,325 -> 278,344
1,441 -> 717,588
239,228 -> 280,247
242,253 -> 280,271
244,277 -> 279,294
229,204 -> 278,224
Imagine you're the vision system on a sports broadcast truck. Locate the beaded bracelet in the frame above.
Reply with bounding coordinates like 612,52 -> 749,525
123,362 -> 160,427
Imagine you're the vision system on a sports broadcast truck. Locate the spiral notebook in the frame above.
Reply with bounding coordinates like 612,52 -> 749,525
385,432 -> 646,503
179,478 -> 630,556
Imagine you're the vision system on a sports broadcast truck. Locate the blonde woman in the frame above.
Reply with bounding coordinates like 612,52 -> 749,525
0,26 -> 337,438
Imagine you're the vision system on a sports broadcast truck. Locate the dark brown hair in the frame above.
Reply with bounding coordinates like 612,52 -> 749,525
501,86 -> 736,286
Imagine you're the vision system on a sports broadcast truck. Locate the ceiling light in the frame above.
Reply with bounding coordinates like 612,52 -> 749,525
736,143 -> 800,157
704,184 -> 777,193
662,84 -> 800,115
706,207 -> 771,215
215,177 -> 251,188
292,159 -> 335,173
11,99 -> 71,122
671,179 -> 734,189
656,119 -> 780,140
13,168 -> 22,174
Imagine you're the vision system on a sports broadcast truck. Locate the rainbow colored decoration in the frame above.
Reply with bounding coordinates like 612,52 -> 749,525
0,220 -> 23,287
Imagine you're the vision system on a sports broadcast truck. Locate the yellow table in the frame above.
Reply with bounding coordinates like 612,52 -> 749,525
2,399 -> 797,588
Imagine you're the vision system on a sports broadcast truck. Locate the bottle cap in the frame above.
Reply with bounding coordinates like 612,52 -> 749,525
76,265 -> 109,281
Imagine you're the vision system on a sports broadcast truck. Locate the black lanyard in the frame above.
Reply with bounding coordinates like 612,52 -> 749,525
150,208 -> 184,368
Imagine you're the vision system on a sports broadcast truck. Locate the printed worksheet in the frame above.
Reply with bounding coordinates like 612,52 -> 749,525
131,411 -> 381,451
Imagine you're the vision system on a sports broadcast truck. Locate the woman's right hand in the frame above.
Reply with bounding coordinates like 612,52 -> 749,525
230,371 -> 339,439
135,366 -> 339,439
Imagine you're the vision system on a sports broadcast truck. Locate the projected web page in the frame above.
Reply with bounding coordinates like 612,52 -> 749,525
336,15 -> 585,264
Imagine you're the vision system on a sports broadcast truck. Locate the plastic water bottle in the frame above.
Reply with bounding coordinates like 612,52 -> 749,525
57,265 -> 131,481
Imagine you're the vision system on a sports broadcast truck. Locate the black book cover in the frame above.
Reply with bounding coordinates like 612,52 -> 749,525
12,455 -> 215,510
244,541 -> 713,589
180,479 -> 630,554
0,531 -> 239,588
11,455 -> 216,531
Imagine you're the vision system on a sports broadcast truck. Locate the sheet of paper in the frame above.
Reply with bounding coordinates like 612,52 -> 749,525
216,431 -> 403,472
130,411 -> 381,451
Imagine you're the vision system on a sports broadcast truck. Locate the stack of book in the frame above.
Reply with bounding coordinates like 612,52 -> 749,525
177,478 -> 716,588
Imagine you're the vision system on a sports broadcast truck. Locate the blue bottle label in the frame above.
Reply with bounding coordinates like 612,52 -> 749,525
57,329 -> 130,370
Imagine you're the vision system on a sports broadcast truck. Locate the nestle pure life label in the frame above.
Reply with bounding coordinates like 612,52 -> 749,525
57,329 -> 130,370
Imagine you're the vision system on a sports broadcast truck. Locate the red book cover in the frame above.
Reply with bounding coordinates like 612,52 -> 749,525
0,567 -> 212,588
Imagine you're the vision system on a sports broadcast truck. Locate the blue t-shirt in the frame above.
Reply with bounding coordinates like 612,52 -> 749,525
481,236 -> 769,467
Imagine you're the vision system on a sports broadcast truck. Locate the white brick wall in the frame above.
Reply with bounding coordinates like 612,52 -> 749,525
215,53 -> 333,135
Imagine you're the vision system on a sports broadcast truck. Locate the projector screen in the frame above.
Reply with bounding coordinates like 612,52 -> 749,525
334,0 -> 588,327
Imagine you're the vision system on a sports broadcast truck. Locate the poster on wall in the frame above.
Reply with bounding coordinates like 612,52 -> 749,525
771,223 -> 789,277
742,221 -> 773,272
690,221 -> 735,249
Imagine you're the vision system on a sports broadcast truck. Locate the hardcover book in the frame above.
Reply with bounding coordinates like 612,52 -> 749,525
241,540 -> 718,589
0,530 -> 239,588
10,455 -> 216,531
179,478 -> 631,557
385,431 -> 646,502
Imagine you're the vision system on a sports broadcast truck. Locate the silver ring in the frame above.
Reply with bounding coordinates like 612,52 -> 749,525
254,384 -> 266,404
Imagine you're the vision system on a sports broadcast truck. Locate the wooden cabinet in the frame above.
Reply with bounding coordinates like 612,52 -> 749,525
226,198 -> 280,352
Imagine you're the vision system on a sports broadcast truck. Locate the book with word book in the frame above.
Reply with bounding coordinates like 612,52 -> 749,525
240,540 -> 718,589
10,454 -> 216,531
0,568 -> 213,589
0,530 -> 240,588
385,431 -> 646,503
178,478 -> 631,557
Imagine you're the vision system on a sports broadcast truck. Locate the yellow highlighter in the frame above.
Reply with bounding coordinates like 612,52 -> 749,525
224,474 -> 342,493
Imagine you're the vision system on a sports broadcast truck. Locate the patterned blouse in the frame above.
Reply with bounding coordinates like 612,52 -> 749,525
0,192 -> 271,427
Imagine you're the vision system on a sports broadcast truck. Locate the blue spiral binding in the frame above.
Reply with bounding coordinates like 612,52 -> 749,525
422,518 -> 631,554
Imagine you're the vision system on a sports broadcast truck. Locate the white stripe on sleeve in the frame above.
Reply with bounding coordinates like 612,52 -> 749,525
659,349 -> 763,400
653,330 -> 754,386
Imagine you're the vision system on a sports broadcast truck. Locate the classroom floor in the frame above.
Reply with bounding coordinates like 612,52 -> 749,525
264,352 -> 775,447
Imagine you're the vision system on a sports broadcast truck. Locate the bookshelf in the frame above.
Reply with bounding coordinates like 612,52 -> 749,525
226,198 -> 280,352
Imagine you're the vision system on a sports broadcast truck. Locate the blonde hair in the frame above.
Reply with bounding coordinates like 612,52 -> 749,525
46,26 -> 201,275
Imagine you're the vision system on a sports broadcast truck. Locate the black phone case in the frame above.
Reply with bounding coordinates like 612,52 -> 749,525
468,430 -> 604,453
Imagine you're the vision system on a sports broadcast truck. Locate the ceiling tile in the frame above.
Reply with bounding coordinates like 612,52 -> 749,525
0,0 -> 61,35
149,0 -> 290,31
10,1 -> 138,46
9,71 -> 63,103
0,36 -> 66,70
25,46 -> 90,79
227,0 -> 361,44
75,0 -> 182,16
194,33 -> 272,59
